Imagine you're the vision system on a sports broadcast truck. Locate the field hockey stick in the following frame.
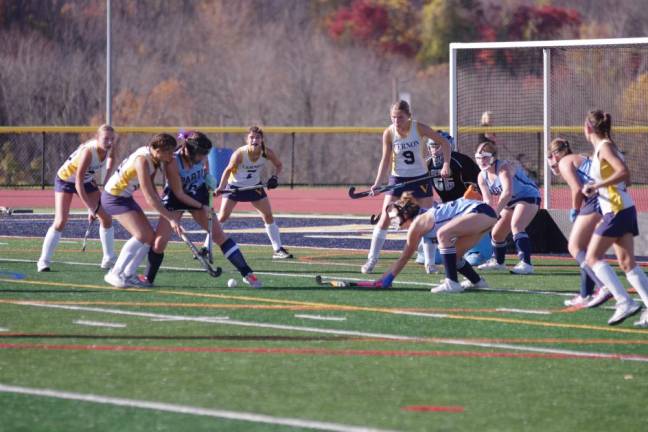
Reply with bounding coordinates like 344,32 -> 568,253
348,174 -> 434,200
314,275 -> 378,288
207,189 -> 214,264
179,231 -> 222,278
81,203 -> 101,252
219,183 -> 266,194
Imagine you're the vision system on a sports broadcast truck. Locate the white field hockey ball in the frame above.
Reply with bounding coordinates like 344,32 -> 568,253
227,278 -> 237,288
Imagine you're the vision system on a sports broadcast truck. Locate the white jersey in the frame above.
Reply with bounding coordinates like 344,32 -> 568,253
57,139 -> 105,183
390,121 -> 427,177
104,146 -> 157,198
228,148 -> 267,187
590,139 -> 634,214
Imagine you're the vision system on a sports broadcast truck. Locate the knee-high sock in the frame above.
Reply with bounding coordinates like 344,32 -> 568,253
575,251 -> 602,297
492,240 -> 507,264
99,226 -> 115,260
513,232 -> 531,264
221,238 -> 252,277
264,223 -> 282,250
626,266 -> 648,306
591,261 -> 632,303
39,226 -> 62,263
440,247 -> 458,282
145,250 -> 165,283
112,237 -> 144,276
123,242 -> 150,278
368,226 -> 387,261
457,259 -> 481,284
422,238 -> 437,266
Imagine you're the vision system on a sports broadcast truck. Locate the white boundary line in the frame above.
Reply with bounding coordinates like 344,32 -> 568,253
294,314 -> 347,322
73,320 -> 127,328
0,383 -> 398,432
14,302 -> 648,363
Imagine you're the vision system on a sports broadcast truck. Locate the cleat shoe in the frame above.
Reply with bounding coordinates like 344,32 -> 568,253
608,300 -> 641,326
586,286 -> 613,308
124,274 -> 152,288
510,260 -> 534,275
564,294 -> 592,308
361,259 -> 377,274
415,253 -> 425,264
477,258 -> 507,271
100,255 -> 117,270
431,278 -> 464,294
37,260 -> 51,272
272,247 -> 294,259
425,264 -> 439,274
634,309 -> 648,328
243,273 -> 262,288
104,271 -> 127,288
461,278 -> 490,290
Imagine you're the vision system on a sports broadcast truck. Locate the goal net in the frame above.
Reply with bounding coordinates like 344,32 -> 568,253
449,38 -> 648,212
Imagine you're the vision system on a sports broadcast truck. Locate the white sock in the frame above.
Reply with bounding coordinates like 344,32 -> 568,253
265,223 -> 282,250
123,242 -> 151,278
203,233 -> 210,249
368,226 -> 387,261
99,226 -> 115,260
423,239 -> 437,266
626,266 -> 648,306
39,226 -> 62,264
591,261 -> 632,303
112,237 -> 144,276
575,250 -> 604,287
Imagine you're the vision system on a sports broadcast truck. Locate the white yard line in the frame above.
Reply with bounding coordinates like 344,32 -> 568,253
0,384 -> 397,432
0,327 -> 9,332
294,314 -> 347,321
495,308 -> 552,315
14,302 -> 648,363
73,320 -> 127,328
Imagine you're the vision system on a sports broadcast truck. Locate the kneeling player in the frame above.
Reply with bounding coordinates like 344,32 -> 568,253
375,193 -> 497,293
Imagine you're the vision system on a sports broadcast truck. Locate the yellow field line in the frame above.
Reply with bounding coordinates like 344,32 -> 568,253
3,278 -> 648,335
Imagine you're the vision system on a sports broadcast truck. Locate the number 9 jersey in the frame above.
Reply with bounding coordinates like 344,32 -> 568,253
390,120 -> 427,178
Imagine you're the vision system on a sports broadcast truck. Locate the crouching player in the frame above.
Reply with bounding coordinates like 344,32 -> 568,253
374,193 -> 497,293
141,131 -> 262,288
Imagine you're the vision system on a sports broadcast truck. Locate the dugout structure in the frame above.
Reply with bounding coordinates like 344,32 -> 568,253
449,37 -> 648,256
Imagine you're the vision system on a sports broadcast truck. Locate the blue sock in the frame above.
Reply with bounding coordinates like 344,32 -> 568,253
493,240 -> 507,264
457,259 -> 481,284
145,250 -> 164,283
440,247 -> 458,282
580,268 -> 595,297
513,232 -> 531,264
220,238 -> 252,277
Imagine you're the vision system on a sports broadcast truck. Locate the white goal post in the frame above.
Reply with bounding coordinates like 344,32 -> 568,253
449,37 -> 648,208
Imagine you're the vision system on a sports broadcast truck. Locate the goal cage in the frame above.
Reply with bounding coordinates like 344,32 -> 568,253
449,37 -> 648,213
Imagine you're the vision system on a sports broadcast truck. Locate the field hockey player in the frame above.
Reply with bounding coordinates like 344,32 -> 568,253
141,131 -> 261,288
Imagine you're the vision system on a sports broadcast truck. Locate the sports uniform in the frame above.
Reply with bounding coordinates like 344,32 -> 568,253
55,140 -> 105,193
590,140 -> 638,237
224,149 -> 268,202
162,150 -> 208,211
574,157 -> 600,216
480,160 -> 540,207
387,121 -> 433,198
102,146 -> 158,215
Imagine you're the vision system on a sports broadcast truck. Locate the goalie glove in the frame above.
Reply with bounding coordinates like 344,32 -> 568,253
267,175 -> 279,189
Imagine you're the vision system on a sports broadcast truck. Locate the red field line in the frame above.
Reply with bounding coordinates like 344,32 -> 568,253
401,405 -> 464,413
2,342 -> 648,361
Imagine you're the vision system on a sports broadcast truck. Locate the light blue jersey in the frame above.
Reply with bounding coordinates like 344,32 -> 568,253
421,198 -> 484,241
174,151 -> 206,195
481,160 -> 539,201
575,157 -> 593,185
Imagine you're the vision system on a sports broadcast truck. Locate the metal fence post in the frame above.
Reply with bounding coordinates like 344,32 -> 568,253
290,132 -> 295,189
41,132 -> 46,190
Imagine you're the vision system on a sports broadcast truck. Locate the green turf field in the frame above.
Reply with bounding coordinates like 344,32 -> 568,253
1,236 -> 647,431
